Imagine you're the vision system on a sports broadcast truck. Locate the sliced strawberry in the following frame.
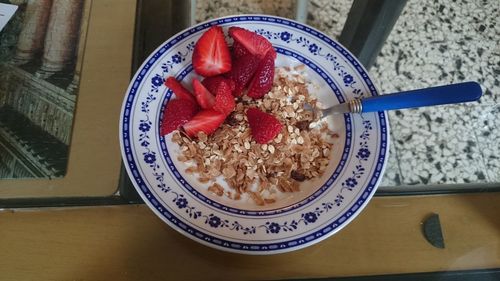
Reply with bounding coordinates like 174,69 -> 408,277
232,41 -> 250,59
183,109 -> 226,137
164,77 -> 197,104
192,26 -> 232,77
247,50 -> 275,99
160,99 -> 199,135
226,53 -> 261,97
192,78 -> 215,109
213,87 -> 235,116
201,76 -> 235,115
246,108 -> 283,144
229,27 -> 276,59
202,75 -> 235,95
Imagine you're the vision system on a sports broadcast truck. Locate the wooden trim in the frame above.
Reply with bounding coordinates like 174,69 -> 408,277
1,193 -> 499,280
0,0 -> 136,198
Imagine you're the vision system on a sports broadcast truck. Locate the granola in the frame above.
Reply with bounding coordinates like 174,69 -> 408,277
172,66 -> 336,205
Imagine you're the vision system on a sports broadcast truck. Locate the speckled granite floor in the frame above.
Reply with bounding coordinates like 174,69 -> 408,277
196,0 -> 500,187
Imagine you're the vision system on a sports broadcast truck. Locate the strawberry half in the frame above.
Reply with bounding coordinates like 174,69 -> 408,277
192,26 -> 232,77
183,109 -> 226,137
202,76 -> 235,95
160,99 -> 199,135
246,108 -> 283,144
226,53 -> 261,97
164,77 -> 197,104
247,50 -> 275,99
192,78 -> 215,109
229,27 -> 276,59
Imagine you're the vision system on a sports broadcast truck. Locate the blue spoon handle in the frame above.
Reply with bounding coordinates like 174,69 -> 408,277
361,81 -> 482,113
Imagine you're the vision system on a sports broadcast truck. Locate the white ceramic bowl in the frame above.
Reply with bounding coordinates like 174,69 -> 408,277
119,15 -> 389,254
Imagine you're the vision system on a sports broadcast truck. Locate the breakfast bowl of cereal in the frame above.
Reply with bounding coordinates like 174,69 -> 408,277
119,15 -> 389,254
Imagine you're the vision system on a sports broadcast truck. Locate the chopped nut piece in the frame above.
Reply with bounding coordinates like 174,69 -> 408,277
198,177 -> 210,184
233,192 -> 241,200
208,183 -> 224,196
185,166 -> 196,174
249,192 -> 265,206
222,166 -> 236,178
264,198 -> 276,204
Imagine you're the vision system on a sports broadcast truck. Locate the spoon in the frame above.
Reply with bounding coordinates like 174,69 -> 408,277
315,81 -> 482,116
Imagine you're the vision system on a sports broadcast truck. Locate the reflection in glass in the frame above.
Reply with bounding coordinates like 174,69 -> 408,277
0,0 -> 87,178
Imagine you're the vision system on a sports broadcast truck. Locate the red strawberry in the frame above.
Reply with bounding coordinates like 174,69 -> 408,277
160,99 -> 199,135
213,87 -> 235,116
246,108 -> 283,144
183,109 -> 226,137
164,77 -> 197,104
227,53 -> 261,96
201,76 -> 235,115
192,78 -> 215,109
247,50 -> 275,99
202,75 -> 235,95
229,27 -> 276,59
192,26 -> 232,77
232,41 -> 250,59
